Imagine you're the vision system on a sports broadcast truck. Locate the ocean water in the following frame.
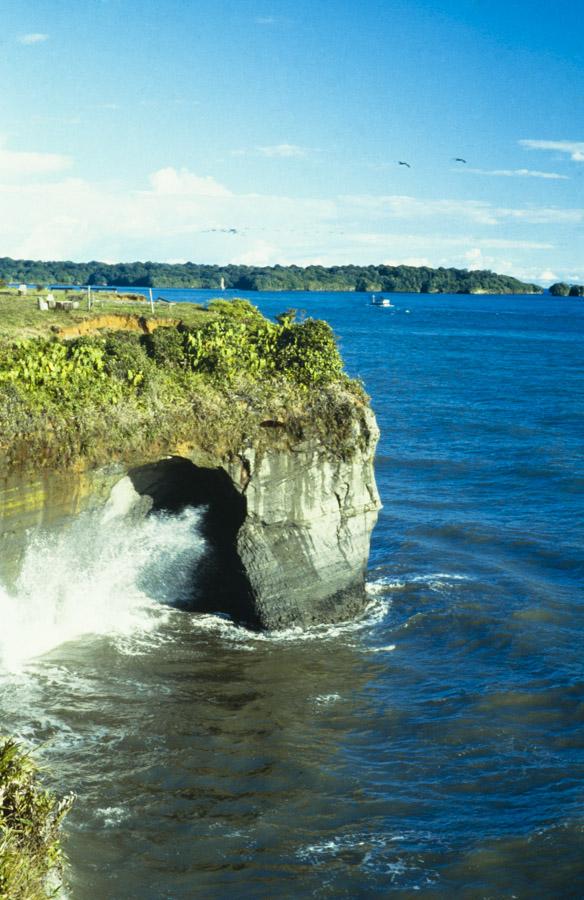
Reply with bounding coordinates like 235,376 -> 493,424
1,290 -> 583,898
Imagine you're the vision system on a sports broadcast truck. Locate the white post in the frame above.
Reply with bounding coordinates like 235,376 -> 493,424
149,287 -> 154,313
87,285 -> 91,310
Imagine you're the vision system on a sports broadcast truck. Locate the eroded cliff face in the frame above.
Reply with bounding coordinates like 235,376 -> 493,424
230,410 -> 381,628
0,410 -> 381,629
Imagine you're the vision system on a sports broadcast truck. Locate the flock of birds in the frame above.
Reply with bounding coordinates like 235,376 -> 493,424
398,157 -> 467,168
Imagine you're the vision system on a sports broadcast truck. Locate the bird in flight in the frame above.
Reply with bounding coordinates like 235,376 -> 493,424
453,157 -> 467,163
398,160 -> 411,168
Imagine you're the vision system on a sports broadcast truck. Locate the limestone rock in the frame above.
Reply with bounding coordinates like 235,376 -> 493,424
231,410 -> 381,628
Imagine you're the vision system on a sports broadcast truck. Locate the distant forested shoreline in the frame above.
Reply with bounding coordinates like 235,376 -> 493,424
0,256 -> 543,294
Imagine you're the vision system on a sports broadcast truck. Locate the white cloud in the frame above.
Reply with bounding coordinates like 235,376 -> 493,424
148,167 -> 232,197
258,143 -> 309,158
232,240 -> 281,265
520,140 -> 584,162
477,238 -> 554,249
0,154 -> 578,278
463,248 -> 486,270
383,256 -> 433,267
345,194 -> 500,225
352,233 -> 554,251
0,139 -> 72,178
502,206 -> 582,225
232,144 -> 315,159
344,194 -> 583,226
0,164 -> 335,262
464,168 -> 568,180
256,16 -> 277,25
18,33 -> 49,45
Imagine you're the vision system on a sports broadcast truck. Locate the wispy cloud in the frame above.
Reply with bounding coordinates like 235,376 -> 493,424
353,233 -> 554,250
520,140 -> 584,162
464,167 -> 569,180
344,194 -> 583,226
346,195 -> 501,224
232,143 -> 313,159
18,33 -> 49,45
255,16 -> 277,25
30,114 -> 83,126
0,138 -> 71,178
258,143 -> 309,158
148,167 -> 232,197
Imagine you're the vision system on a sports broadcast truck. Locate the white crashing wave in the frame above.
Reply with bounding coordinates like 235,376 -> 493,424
0,477 -> 206,670
366,571 -> 471,595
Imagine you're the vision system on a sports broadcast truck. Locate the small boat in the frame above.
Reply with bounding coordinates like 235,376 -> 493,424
371,294 -> 394,307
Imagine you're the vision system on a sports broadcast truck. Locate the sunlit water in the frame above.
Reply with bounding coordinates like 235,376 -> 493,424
1,291 -> 583,898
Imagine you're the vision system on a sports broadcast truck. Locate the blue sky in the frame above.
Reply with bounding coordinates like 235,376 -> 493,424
1,0 -> 583,282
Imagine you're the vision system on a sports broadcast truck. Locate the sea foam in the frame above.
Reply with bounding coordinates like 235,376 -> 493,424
0,477 -> 206,670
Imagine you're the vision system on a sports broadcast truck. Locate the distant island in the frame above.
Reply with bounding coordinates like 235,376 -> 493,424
0,257 -> 544,294
549,282 -> 584,297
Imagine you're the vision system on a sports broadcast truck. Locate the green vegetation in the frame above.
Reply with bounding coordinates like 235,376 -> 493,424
0,738 -> 73,900
0,257 -> 543,294
0,295 -> 368,473
549,281 -> 584,297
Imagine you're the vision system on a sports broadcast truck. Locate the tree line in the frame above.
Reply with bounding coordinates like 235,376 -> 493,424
0,256 -> 543,294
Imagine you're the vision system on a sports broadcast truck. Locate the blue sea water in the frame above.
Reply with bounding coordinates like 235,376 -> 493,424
1,290 -> 583,897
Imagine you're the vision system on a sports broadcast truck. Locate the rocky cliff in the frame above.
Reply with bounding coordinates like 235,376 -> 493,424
231,411 -> 381,628
0,298 -> 382,630
0,411 -> 380,630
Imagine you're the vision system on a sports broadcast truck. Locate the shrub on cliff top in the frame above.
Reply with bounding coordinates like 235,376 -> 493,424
183,309 -> 343,386
143,325 -> 188,368
0,298 -> 363,470
0,738 -> 73,899
275,319 -> 343,386
104,331 -> 156,391
0,338 -> 122,405
207,297 -> 265,321
184,316 -> 279,381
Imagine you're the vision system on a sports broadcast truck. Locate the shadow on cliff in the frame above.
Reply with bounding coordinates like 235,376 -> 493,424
128,457 -> 257,626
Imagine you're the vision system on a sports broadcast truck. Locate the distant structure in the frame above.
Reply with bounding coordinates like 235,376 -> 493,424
17,284 -> 27,295
220,276 -> 226,290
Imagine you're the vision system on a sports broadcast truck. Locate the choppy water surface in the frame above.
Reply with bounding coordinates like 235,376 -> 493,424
1,291 -> 583,898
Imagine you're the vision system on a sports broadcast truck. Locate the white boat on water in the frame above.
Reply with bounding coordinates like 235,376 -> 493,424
371,294 -> 394,307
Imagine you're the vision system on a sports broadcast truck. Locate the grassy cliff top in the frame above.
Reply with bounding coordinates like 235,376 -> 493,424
0,288 -> 209,341
0,293 -> 371,474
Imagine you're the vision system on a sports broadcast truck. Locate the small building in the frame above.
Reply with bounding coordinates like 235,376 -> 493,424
18,284 -> 28,295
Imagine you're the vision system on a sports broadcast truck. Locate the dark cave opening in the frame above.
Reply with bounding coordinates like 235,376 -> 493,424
128,457 -> 257,626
